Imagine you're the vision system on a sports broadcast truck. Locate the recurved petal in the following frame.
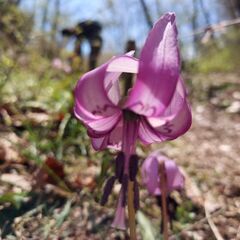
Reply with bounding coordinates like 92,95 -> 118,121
138,118 -> 165,144
90,118 -> 123,150
74,62 -> 120,124
125,12 -> 180,117
138,99 -> 191,144
138,77 -> 192,144
105,55 -> 139,105
88,112 -> 121,134
74,55 -> 139,131
106,55 -> 138,74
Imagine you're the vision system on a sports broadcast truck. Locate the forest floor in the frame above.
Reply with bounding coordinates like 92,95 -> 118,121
0,71 -> 239,240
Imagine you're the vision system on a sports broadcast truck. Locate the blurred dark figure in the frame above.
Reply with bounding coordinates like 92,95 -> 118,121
62,20 -> 102,70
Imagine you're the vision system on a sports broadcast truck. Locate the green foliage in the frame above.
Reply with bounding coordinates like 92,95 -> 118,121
0,192 -> 28,209
197,48 -> 233,73
175,200 -> 196,225
186,29 -> 240,74
137,211 -> 160,240
0,1 -> 33,50
55,199 -> 72,228
0,53 -> 15,90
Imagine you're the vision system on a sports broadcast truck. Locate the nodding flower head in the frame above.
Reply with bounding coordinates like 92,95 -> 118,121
74,12 -> 191,151
141,151 -> 185,196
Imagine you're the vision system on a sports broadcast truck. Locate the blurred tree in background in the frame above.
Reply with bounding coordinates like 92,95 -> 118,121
0,0 -> 33,91
221,0 -> 240,19
1,0 -> 239,72
0,0 -> 33,52
190,0 -> 240,73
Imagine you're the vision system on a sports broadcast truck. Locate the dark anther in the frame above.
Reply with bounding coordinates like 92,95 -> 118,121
163,121 -> 173,134
129,154 -> 139,181
121,174 -> 128,207
134,181 -> 140,211
100,176 -> 116,206
122,109 -> 139,121
115,152 -> 125,183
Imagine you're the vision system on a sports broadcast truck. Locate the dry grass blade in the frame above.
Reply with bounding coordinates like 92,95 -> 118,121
204,202 -> 224,240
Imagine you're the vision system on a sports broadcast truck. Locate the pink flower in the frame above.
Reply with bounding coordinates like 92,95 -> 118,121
52,58 -> 71,73
74,13 -> 191,151
74,12 -> 191,229
141,151 -> 185,195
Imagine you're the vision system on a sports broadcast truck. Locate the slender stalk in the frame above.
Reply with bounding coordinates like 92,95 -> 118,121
128,181 -> 137,240
159,161 -> 169,240
122,113 -> 139,240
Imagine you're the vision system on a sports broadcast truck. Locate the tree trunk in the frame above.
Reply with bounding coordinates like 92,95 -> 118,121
139,0 -> 153,29
51,0 -> 61,43
191,0 -> 199,49
199,0 -> 211,25
41,0 -> 49,32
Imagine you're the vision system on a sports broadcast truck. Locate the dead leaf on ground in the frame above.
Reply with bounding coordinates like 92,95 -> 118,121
34,156 -> 65,187
0,131 -> 24,163
0,173 -> 32,191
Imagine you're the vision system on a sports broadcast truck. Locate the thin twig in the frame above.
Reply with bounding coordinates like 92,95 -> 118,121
186,17 -> 240,38
128,180 -> 137,240
204,202 -> 224,240
172,208 -> 223,238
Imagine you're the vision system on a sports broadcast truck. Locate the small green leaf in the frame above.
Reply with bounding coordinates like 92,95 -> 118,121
0,192 -> 28,209
137,211 -> 160,240
55,199 -> 72,228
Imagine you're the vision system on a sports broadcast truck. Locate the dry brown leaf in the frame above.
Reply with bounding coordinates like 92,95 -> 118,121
0,132 -> 24,163
25,112 -> 51,125
34,156 -> 65,187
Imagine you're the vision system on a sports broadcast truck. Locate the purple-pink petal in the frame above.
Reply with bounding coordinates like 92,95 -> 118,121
106,55 -> 139,74
141,151 -> 184,195
138,77 -> 192,144
74,63 -> 119,122
90,117 -> 123,150
111,189 -> 126,230
125,12 -> 180,117
138,100 -> 191,144
74,54 -> 140,150
87,112 -> 121,133
74,12 -> 191,152
105,55 -> 138,105
74,54 -> 138,123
